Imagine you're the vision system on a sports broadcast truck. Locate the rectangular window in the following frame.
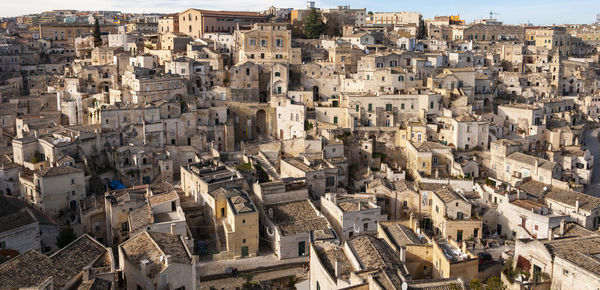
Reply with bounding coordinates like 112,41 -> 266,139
276,38 -> 283,47
368,104 -> 372,112
261,39 -> 267,46
386,104 -> 392,111
356,105 -> 359,112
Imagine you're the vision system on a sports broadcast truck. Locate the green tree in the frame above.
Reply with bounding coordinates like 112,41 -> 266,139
486,276 -> 506,290
303,9 -> 325,39
469,279 -> 484,290
93,18 -> 102,47
323,12 -> 344,37
56,227 -> 77,248
292,20 -> 306,38
418,16 -> 427,39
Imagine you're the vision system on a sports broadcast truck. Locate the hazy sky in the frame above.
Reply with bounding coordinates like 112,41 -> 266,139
2,0 -> 599,25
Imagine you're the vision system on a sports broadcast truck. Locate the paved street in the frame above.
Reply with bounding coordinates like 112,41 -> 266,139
197,254 -> 308,278
584,127 -> 600,196
197,266 -> 307,289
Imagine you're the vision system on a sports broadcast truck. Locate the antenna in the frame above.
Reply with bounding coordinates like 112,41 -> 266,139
489,11 -> 500,19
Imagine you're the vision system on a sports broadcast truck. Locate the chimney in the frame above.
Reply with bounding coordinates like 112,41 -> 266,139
560,219 -> 566,236
399,247 -> 406,263
334,260 -> 340,278
165,255 -> 172,266
170,223 -> 176,235
140,259 -> 150,276
82,266 -> 91,281
575,198 -> 580,213
548,227 -> 554,241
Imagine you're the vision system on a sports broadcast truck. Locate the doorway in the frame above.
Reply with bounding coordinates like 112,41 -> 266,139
298,241 -> 306,256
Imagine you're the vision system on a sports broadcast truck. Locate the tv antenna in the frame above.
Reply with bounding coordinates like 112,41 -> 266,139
489,11 -> 500,19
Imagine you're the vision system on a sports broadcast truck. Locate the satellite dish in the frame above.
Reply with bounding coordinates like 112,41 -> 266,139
543,186 -> 548,191
402,282 -> 408,290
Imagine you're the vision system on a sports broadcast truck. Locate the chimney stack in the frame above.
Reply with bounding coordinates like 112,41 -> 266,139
560,219 -> 566,236
399,247 -> 406,263
548,227 -> 554,241
575,198 -> 580,213
82,266 -> 91,281
170,223 -> 176,235
140,259 -> 150,276
334,260 -> 340,278
165,255 -> 172,266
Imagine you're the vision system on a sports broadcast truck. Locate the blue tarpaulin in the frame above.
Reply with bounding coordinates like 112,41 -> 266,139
108,180 -> 126,190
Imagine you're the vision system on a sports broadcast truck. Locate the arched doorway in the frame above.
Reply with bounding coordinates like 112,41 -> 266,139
256,109 -> 266,135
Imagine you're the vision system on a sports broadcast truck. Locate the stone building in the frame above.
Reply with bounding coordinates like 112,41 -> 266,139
178,9 -> 267,39
0,234 -> 116,289
19,164 -> 86,216
320,193 -> 386,241
119,231 -> 196,290
234,23 -> 294,65
514,234 -> 600,289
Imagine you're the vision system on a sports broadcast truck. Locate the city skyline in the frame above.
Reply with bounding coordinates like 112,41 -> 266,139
2,0 -> 599,25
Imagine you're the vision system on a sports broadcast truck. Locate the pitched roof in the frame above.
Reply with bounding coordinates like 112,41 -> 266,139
120,231 -> 192,278
226,188 -> 256,214
414,141 -> 449,151
455,114 -> 476,122
148,190 -> 178,206
315,243 -> 353,280
380,222 -> 425,249
0,195 -> 37,233
78,278 -> 113,290
0,250 -> 53,288
544,236 -> 600,278
129,203 -> 154,232
433,188 -> 463,204
406,278 -> 466,289
265,200 -> 331,236
0,234 -> 111,289
506,152 -> 557,171
37,164 -> 83,177
49,235 -> 111,288
518,180 -> 549,198
350,235 -> 407,278
545,189 -> 600,212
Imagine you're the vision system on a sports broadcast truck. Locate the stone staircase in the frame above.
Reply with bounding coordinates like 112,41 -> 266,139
214,218 -> 227,252
253,150 -> 280,180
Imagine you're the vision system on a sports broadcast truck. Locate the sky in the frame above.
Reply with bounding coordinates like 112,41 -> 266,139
2,0 -> 599,25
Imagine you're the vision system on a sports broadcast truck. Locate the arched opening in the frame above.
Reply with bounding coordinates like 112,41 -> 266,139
256,109 -> 266,135
273,80 -> 284,95
312,86 -> 319,101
